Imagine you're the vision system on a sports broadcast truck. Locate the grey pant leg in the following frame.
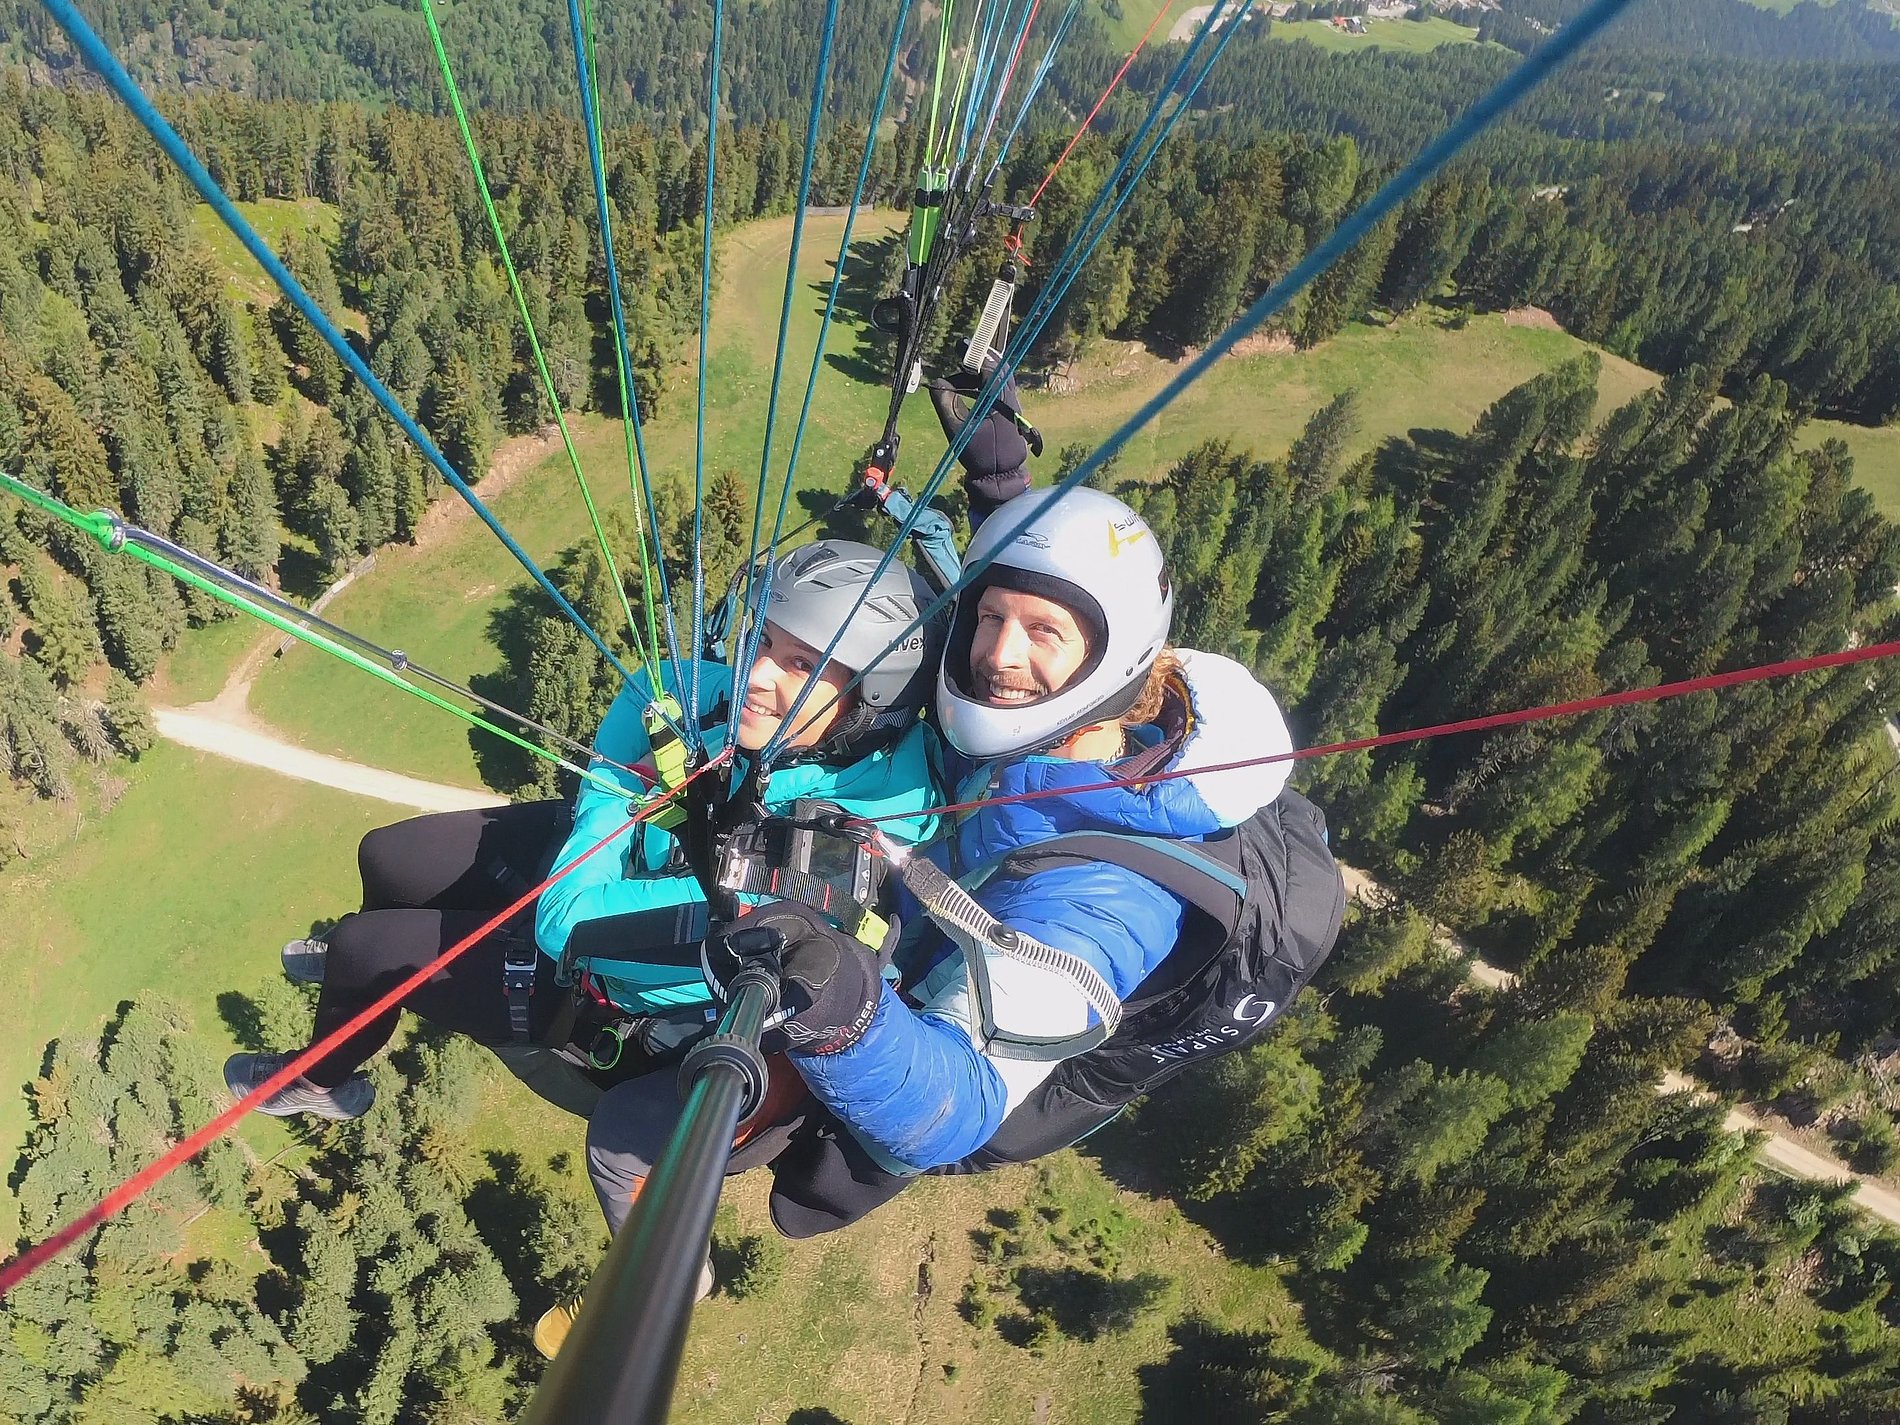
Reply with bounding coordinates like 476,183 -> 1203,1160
586,1071 -> 682,1234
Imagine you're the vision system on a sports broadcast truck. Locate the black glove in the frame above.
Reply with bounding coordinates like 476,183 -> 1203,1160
701,901 -> 882,1056
927,362 -> 1039,521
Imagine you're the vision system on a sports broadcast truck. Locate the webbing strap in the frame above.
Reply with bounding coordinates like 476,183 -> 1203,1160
885,845 -> 1122,1061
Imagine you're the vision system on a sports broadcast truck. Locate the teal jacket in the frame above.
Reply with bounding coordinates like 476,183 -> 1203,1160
534,661 -> 943,1015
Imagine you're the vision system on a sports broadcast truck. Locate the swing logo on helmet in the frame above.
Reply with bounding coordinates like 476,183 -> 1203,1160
1106,518 -> 1148,558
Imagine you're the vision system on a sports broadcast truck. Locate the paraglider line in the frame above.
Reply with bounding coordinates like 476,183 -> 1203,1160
568,0 -> 691,714
0,754 -> 730,1301
1029,0 -> 1181,207
421,0 -> 658,678
845,637 -> 1900,827
732,0 -> 846,704
689,0 -> 729,745
37,0 -> 642,694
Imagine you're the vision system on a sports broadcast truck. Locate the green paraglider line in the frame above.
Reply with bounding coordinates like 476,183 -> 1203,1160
0,472 -> 639,803
419,0 -> 665,684
35,0 -> 643,697
568,0 -> 691,719
732,0 -> 918,694
730,0 -> 845,693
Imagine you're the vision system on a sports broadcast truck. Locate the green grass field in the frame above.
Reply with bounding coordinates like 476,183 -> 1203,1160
1096,0 -> 1176,51
1274,14 -> 1482,53
1811,418 -> 1900,520
185,196 -> 341,309
0,746 -> 376,1173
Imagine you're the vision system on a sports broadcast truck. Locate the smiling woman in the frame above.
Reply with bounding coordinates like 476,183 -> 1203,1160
733,541 -> 944,758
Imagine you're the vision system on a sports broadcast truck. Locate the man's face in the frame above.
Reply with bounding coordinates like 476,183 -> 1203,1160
736,620 -> 851,752
967,586 -> 1089,707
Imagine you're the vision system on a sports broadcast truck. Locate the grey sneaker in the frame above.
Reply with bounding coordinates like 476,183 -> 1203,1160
281,937 -> 328,985
224,1052 -> 374,1121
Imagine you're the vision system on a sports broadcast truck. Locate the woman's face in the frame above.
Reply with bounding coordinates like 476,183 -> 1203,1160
735,620 -> 854,752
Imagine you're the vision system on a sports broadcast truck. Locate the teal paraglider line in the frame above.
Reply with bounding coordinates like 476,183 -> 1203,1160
760,0 -> 1241,763
689,0 -> 728,748
730,0 -> 852,691
985,0 -> 1083,191
774,0 -> 1644,741
38,0 -> 646,692
731,0 -> 919,694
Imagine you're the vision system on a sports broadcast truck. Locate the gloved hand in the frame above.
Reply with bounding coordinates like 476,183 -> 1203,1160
701,901 -> 881,1056
927,361 -> 1041,521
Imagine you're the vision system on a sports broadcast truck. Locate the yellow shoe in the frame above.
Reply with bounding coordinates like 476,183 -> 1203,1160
533,1299 -> 581,1360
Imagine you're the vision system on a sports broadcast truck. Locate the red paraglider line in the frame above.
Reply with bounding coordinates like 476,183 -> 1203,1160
850,637 -> 1900,826
1028,0 -> 1180,208
0,755 -> 730,1299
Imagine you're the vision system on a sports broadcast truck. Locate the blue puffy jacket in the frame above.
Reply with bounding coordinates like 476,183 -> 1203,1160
793,650 -> 1295,1171
534,662 -> 944,1015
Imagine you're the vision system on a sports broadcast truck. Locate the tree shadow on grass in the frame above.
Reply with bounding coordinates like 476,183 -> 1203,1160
1136,1318 -> 1319,1424
466,580 -> 550,795
217,990 -> 270,1054
275,542 -> 331,603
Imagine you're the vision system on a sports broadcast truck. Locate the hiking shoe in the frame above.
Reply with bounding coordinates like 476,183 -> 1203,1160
281,937 -> 329,985
531,1258 -> 713,1361
224,1052 -> 374,1121
532,1299 -> 580,1361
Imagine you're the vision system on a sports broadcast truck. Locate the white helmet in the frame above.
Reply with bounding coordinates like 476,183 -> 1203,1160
937,487 -> 1173,760
757,539 -> 943,759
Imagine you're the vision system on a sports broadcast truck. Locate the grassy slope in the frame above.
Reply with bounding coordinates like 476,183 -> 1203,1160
185,197 -> 341,309
1274,14 -> 1482,52
0,747 -> 375,1184
1097,0 -> 1176,51
242,206 -> 1900,779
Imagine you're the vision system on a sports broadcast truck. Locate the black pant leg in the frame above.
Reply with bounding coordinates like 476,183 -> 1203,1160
765,1112 -> 915,1239
302,908 -> 561,1086
356,800 -> 568,913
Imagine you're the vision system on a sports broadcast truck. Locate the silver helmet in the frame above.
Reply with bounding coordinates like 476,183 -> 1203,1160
937,487 -> 1173,760
755,539 -> 943,756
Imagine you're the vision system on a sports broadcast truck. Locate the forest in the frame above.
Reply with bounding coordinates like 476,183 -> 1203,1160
3,0 -> 1900,1418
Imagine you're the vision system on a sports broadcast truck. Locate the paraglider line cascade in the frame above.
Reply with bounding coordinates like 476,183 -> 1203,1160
731,0 -> 847,707
569,0 -> 692,714
688,0 -> 728,747
420,0 -> 660,679
762,0 -> 1245,762
0,755 -> 730,1300
774,0 -> 1642,753
731,0 -> 917,691
36,0 -> 645,697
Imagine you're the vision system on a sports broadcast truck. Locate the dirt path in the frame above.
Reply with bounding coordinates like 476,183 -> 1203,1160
145,427 -> 570,810
184,423 -> 566,720
1339,864 -> 1900,1227
153,705 -> 506,813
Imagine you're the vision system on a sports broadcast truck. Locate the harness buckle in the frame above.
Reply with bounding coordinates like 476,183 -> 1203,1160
502,941 -> 538,1043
